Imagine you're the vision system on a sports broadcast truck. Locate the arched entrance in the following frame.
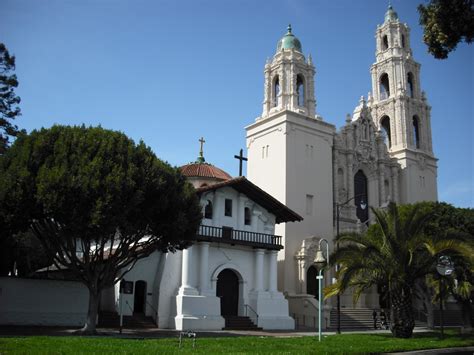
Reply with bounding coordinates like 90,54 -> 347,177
307,265 -> 319,300
354,170 -> 369,224
134,280 -> 146,314
216,269 -> 239,316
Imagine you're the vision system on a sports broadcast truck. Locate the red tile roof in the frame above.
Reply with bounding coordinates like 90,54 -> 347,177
180,163 -> 232,181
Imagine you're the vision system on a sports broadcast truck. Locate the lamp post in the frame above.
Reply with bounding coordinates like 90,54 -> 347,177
334,195 -> 367,334
436,255 -> 454,339
314,238 -> 329,342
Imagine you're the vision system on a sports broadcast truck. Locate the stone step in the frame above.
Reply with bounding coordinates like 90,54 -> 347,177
223,316 -> 262,330
98,312 -> 156,328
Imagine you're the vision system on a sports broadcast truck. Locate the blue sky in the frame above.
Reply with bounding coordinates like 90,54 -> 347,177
1,0 -> 472,207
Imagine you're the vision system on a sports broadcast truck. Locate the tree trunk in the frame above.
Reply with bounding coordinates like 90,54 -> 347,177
460,298 -> 473,333
426,301 -> 435,329
390,289 -> 415,338
79,289 -> 100,334
419,281 -> 435,329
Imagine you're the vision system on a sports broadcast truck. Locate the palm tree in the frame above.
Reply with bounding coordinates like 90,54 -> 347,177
325,202 -> 472,338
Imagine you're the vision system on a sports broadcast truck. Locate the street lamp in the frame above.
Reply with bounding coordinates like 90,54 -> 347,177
436,255 -> 454,339
334,195 -> 367,334
314,238 -> 329,342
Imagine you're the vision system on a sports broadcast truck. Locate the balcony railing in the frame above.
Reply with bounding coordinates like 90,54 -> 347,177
197,225 -> 283,250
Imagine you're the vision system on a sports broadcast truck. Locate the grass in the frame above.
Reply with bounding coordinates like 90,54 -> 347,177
0,330 -> 473,354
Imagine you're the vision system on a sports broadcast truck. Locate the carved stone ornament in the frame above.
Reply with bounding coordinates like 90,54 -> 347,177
417,153 -> 426,170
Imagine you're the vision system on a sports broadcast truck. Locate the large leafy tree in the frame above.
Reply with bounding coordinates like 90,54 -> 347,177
0,125 -> 202,334
325,202 -> 472,338
415,202 -> 474,330
0,43 -> 23,154
418,0 -> 474,59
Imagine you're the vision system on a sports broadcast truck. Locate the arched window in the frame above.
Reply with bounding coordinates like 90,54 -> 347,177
407,72 -> 414,98
296,74 -> 305,107
204,200 -> 213,219
413,115 -> 420,149
354,170 -> 368,224
401,34 -> 406,48
273,76 -> 280,107
380,73 -> 390,99
382,35 -> 389,50
384,179 -> 390,202
337,168 -> 344,190
307,265 -> 319,300
244,207 -> 251,225
380,115 -> 391,148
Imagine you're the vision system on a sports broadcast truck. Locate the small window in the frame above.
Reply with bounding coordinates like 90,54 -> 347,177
306,194 -> 313,216
380,73 -> 390,99
401,34 -> 406,48
296,74 -> 305,107
407,72 -> 414,98
244,207 -> 251,225
225,199 -> 232,217
204,200 -> 213,219
382,35 -> 389,50
413,115 -> 420,149
380,115 -> 391,148
273,76 -> 280,107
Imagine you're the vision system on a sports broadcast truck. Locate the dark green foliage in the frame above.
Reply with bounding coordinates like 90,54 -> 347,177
415,202 -> 474,329
0,125 -> 202,333
326,202 -> 472,338
418,0 -> 474,59
0,43 -> 23,154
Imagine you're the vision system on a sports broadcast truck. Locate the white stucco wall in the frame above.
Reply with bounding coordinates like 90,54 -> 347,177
113,251 -> 161,318
247,111 -> 335,295
0,277 -> 88,326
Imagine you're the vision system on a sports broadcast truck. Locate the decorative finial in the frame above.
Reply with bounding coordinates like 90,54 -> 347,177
287,24 -> 292,34
197,137 -> 206,163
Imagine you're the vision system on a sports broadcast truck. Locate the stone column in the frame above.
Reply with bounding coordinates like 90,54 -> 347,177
391,166 -> 399,204
379,164 -> 385,205
178,246 -> 198,295
268,251 -> 278,293
254,249 -> 265,291
199,242 -> 210,295
347,154 -> 354,199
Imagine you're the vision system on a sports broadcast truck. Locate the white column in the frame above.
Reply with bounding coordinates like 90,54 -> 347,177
391,166 -> 399,204
268,250 -> 278,293
199,242 -> 210,295
179,246 -> 198,295
254,249 -> 265,291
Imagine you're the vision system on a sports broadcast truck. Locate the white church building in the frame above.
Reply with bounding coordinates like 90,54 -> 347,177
0,5 -> 438,330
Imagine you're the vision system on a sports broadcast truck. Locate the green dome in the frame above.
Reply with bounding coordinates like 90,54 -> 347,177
277,24 -> 302,52
384,5 -> 399,23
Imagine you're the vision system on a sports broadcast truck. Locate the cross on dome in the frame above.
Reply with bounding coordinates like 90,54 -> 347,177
197,137 -> 206,163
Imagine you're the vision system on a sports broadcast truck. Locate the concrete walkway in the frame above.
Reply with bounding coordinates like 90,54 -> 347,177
0,325 -> 404,338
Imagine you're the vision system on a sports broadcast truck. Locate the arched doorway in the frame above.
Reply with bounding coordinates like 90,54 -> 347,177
134,280 -> 146,314
216,269 -> 239,316
354,170 -> 369,224
307,266 -> 319,300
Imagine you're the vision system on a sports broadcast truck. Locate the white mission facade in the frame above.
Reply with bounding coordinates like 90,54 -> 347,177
0,6 -> 439,330
246,5 -> 437,322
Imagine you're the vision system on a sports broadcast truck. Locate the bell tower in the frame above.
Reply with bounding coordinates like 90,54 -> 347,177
261,25 -> 316,119
246,25 -> 335,296
369,5 -> 438,203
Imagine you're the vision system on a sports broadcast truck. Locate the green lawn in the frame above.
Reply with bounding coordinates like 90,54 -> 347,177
0,331 -> 473,354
